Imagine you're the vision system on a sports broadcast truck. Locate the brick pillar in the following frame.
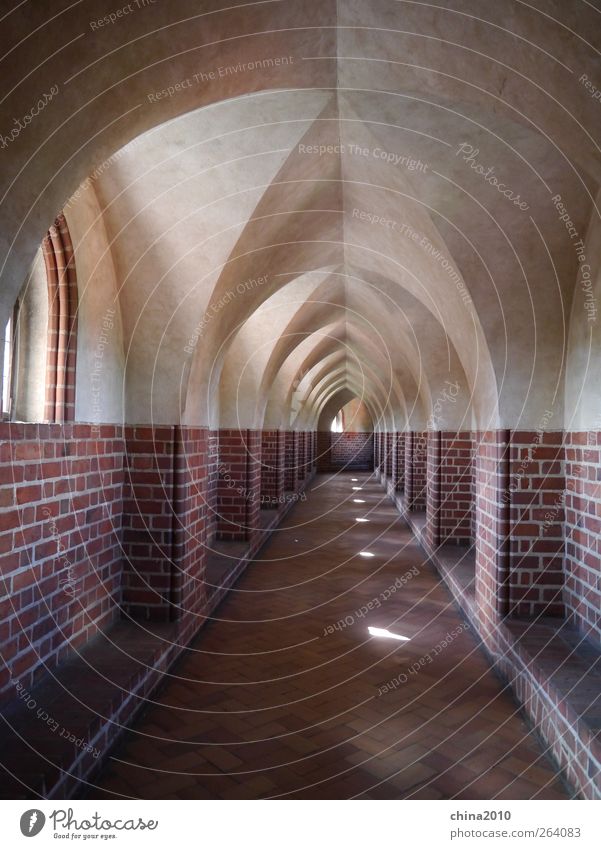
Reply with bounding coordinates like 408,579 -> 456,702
475,430 -> 511,647
246,429 -> 261,539
426,431 -> 475,548
405,431 -> 427,510
122,426 -> 178,621
122,425 -> 212,623
385,432 -> 393,477
297,430 -> 306,481
206,431 -> 219,545
508,431 -> 564,618
389,433 -> 397,495
260,430 -> 285,508
442,432 -> 474,545
475,429 -> 565,642
305,431 -> 313,475
172,427 -> 210,634
394,432 -> 406,491
217,429 -> 260,542
425,431 -> 441,549
284,431 -> 298,490
564,432 -> 601,645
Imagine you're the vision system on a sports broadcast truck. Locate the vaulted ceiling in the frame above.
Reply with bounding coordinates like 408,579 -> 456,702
1,0 -> 600,429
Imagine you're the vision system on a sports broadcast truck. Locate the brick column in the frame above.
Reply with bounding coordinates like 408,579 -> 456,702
297,430 -> 306,481
284,431 -> 298,490
440,432 -> 475,545
426,431 -> 475,549
389,433 -> 397,495
565,431 -> 601,646
122,425 -> 212,623
508,431 -> 564,618
206,431 -> 219,545
172,427 -> 210,634
260,430 -> 285,508
379,432 -> 385,477
394,432 -> 406,491
474,430 -> 510,646
405,431 -> 427,510
305,431 -> 313,475
122,426 -> 178,621
246,429 -> 261,539
217,429 -> 260,541
385,432 -> 393,477
425,431 -> 441,549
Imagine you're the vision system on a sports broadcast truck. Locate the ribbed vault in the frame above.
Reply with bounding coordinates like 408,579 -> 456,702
1,0 -> 599,431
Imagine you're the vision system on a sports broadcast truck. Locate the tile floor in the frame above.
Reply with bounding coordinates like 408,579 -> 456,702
90,472 -> 570,799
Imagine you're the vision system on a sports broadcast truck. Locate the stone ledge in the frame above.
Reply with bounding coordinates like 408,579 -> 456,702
0,471 -> 316,799
382,478 -> 600,799
0,619 -> 177,799
500,619 -> 601,799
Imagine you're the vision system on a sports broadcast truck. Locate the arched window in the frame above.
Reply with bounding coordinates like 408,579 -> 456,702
42,213 -> 78,422
1,301 -> 18,418
330,410 -> 343,432
1,214 -> 79,423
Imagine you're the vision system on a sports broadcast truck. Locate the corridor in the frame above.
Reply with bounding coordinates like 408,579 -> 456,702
91,473 -> 569,801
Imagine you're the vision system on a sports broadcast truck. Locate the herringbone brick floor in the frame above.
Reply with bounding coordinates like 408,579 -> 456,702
91,473 -> 570,799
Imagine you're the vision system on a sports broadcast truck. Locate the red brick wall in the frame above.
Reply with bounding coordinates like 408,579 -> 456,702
0,422 -> 124,700
260,430 -> 284,507
328,431 -> 374,469
0,424 -> 312,710
380,427 -> 601,799
564,432 -> 600,646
